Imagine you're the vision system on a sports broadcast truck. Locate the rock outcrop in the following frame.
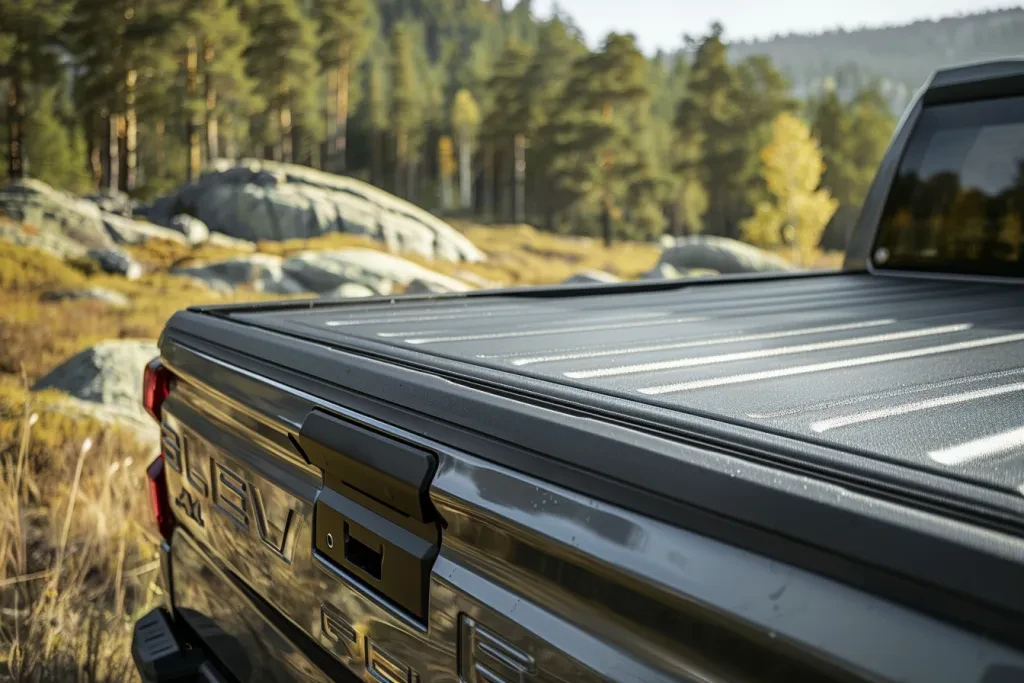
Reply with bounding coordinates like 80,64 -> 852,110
101,212 -> 190,246
658,235 -> 794,274
86,248 -> 144,280
1,178 -> 171,275
173,248 -> 472,296
562,270 -> 620,285
169,214 -> 211,245
642,262 -> 686,280
32,340 -> 160,439
138,159 -> 485,263
1,178 -> 116,258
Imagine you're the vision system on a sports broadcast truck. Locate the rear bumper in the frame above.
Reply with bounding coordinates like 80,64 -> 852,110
131,608 -> 227,683
131,539 -> 230,683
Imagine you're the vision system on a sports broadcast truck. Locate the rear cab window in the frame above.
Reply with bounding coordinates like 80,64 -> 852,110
873,95 -> 1024,277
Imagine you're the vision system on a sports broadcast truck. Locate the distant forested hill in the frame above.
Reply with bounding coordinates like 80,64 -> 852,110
726,7 -> 1024,112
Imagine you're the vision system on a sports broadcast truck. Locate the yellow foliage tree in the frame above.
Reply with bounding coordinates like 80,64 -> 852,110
741,112 -> 838,265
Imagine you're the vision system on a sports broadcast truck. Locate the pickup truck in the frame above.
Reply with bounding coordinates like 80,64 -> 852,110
132,59 -> 1024,683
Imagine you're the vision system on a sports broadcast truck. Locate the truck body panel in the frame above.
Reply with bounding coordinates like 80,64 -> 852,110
156,347 -> 1024,682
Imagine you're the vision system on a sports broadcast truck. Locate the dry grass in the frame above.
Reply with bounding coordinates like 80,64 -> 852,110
445,222 -> 663,285
0,242 -> 289,383
0,380 -> 158,682
0,246 -> 88,294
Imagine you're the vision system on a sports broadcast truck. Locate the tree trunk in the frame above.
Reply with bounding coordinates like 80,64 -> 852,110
125,70 -> 138,191
206,110 -> 219,163
395,130 -> 407,198
203,41 -> 219,163
108,114 -> 120,192
7,76 -> 24,179
291,123 -> 302,166
371,129 -> 383,188
498,147 -> 512,222
186,38 -> 200,182
223,114 -> 236,161
440,166 -> 452,211
90,126 -> 103,188
324,67 -> 338,171
310,139 -> 321,170
457,131 -> 472,210
441,173 -> 452,210
334,59 -> 350,174
482,143 -> 494,221
407,155 -> 416,204
280,107 -> 293,163
438,135 -> 452,210
188,123 -> 201,181
601,200 -> 612,247
155,119 -> 166,174
513,134 -> 526,223
118,115 -> 128,192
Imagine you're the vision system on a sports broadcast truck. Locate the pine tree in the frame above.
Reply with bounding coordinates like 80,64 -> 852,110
366,58 -> 389,187
846,86 -> 895,174
675,24 -> 745,237
523,16 -> 587,226
241,0 -> 318,163
504,0 -> 539,45
741,112 -> 838,265
67,0 -> 183,191
4,0 -> 72,179
183,0 -> 259,167
22,88 -> 92,193
648,52 -> 698,236
544,32 -> 656,241
482,39 -> 533,220
811,86 -> 857,248
314,0 -> 372,173
812,84 -> 895,249
390,23 -> 422,198
451,88 -> 480,210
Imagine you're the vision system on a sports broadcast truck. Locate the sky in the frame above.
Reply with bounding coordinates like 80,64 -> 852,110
531,0 -> 1019,53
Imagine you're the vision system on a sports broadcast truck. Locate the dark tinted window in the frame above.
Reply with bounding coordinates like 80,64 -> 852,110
873,95 -> 1024,277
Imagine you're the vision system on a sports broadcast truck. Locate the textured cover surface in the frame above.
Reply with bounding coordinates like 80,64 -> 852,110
230,273 -> 1024,499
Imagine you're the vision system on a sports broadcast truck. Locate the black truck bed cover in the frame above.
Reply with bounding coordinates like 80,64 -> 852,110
223,272 -> 1024,503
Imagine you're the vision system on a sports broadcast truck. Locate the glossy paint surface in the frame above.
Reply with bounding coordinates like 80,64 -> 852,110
161,345 -> 1024,683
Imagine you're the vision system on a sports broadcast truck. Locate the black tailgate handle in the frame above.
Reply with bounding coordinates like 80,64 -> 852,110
298,409 -> 440,623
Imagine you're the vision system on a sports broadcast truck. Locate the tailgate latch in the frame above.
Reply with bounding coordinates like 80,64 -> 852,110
299,409 -> 440,623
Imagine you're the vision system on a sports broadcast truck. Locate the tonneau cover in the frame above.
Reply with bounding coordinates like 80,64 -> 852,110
221,272 -> 1024,503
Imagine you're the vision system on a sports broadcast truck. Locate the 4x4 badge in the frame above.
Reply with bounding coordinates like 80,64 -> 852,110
174,487 -> 203,526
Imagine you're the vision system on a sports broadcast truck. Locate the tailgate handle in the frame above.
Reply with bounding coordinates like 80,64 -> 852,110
299,409 -> 440,623
343,521 -> 383,579
299,409 -> 437,523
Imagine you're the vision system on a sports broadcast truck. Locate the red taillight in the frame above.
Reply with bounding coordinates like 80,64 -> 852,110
143,357 -> 171,423
147,455 -> 175,541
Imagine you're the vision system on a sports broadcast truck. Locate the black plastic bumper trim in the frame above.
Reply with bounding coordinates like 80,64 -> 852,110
131,608 -> 207,683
